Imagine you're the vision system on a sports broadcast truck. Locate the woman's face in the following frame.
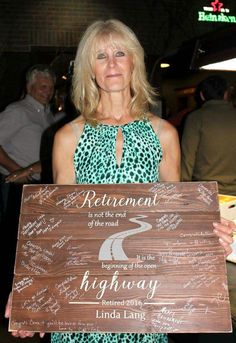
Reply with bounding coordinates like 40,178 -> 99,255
94,38 -> 133,94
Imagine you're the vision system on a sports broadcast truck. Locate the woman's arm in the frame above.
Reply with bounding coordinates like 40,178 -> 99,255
52,122 -> 79,184
158,119 -> 181,182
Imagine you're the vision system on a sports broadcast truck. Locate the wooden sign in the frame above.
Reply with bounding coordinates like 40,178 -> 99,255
10,182 -> 232,333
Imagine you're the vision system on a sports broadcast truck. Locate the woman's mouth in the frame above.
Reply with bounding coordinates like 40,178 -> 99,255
106,74 -> 121,78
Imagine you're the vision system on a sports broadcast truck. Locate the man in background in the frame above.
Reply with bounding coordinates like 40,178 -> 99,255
181,75 -> 236,195
0,64 -> 61,316
0,64 -> 58,184
0,64 -> 66,214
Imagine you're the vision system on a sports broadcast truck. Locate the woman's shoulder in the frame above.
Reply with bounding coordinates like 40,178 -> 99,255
55,116 -> 86,144
148,113 -> 177,137
148,113 -> 180,159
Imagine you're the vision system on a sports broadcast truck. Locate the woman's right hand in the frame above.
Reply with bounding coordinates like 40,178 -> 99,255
5,292 -> 45,338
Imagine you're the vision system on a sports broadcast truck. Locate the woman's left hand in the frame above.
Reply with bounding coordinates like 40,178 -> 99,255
213,217 -> 235,257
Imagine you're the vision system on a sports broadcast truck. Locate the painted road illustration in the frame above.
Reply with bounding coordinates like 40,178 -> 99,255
98,215 -> 152,260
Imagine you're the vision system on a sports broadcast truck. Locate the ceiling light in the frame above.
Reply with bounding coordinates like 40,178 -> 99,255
200,57 -> 236,71
160,63 -> 170,68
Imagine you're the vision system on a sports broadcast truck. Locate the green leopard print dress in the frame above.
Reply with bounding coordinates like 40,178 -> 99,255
51,119 -> 167,343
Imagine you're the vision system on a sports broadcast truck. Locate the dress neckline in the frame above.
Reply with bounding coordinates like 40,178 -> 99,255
94,118 -> 148,129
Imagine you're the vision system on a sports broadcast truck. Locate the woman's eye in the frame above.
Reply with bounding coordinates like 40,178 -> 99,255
96,53 -> 106,59
115,51 -> 125,57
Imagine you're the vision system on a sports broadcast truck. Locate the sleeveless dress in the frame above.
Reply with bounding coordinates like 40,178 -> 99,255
51,119 -> 167,343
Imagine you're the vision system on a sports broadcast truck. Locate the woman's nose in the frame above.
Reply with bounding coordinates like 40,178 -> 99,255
108,56 -> 116,67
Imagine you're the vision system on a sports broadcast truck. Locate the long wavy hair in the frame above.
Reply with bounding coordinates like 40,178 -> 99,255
72,19 -> 157,124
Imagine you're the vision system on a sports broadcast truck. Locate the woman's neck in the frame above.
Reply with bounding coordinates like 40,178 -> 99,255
96,89 -> 133,125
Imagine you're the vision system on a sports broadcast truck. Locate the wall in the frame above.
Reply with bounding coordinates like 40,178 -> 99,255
0,0 -> 215,55
1,0 -> 236,110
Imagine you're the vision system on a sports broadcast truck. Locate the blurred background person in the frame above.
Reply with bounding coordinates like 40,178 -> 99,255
227,84 -> 236,108
0,64 -> 61,321
0,64 -> 57,185
181,75 -> 236,195
0,64 -> 66,217
168,81 -> 205,140
40,75 -> 78,184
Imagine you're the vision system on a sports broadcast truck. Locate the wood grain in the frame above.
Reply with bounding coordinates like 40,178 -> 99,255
10,182 -> 232,333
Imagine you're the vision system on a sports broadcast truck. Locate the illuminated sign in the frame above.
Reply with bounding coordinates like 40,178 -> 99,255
198,0 -> 236,23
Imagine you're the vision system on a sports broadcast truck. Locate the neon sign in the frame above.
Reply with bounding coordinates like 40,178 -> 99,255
198,0 -> 236,23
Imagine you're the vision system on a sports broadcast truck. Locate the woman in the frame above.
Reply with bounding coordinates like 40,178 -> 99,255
6,19 -> 234,342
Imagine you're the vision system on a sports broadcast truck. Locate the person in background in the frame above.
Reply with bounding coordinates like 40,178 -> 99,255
0,64 -> 65,222
0,64 -> 61,322
0,64 -> 58,185
5,20 -> 235,342
168,82 -> 205,140
40,80 -> 78,183
227,84 -> 236,108
181,75 -> 236,196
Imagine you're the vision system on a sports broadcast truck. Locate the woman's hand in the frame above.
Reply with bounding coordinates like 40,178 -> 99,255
213,217 -> 235,257
5,292 -> 45,338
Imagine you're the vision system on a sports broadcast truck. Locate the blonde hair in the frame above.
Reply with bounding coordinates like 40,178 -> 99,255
72,19 -> 157,124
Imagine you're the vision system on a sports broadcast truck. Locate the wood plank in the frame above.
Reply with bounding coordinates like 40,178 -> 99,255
11,274 -> 230,333
18,212 -> 217,239
20,182 -> 219,214
14,238 -> 224,276
10,182 -> 232,333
